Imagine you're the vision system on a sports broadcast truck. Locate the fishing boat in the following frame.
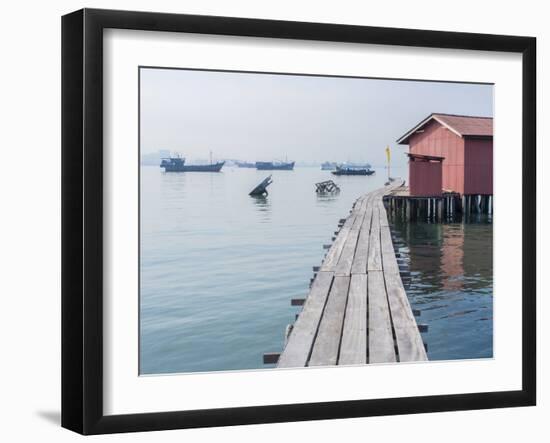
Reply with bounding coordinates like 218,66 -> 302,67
160,152 -> 225,172
340,162 -> 372,170
160,156 -> 186,172
235,161 -> 256,168
177,161 -> 225,172
320,162 -> 338,171
255,161 -> 295,171
331,166 -> 375,176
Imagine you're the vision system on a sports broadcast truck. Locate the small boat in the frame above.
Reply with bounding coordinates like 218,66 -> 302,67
235,161 -> 256,168
331,166 -> 375,176
320,162 -> 338,171
256,161 -> 295,171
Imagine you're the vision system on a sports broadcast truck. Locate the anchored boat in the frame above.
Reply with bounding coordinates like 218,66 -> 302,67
160,153 -> 225,172
331,166 -> 375,176
178,161 -> 225,172
255,161 -> 295,171
160,156 -> 186,172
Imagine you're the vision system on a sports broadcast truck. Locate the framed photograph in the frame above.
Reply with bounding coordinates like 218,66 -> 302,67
61,8 -> 536,435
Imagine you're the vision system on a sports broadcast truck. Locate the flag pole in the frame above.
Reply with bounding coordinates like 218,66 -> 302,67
385,145 -> 391,181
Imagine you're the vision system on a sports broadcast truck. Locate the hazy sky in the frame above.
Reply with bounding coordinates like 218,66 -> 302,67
140,68 -> 493,168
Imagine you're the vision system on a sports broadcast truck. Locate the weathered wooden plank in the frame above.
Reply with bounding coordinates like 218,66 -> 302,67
350,229 -> 370,274
342,213 -> 358,230
350,192 -> 377,272
384,271 -> 427,362
335,230 -> 360,276
350,194 -> 374,275
309,276 -> 351,366
351,213 -> 364,230
351,198 -> 369,230
339,274 -> 368,365
380,222 -> 395,255
277,272 -> 334,368
380,226 -> 400,276
368,271 -> 396,363
320,228 -> 350,271
367,206 -> 383,272
360,202 -> 374,231
378,200 -> 390,227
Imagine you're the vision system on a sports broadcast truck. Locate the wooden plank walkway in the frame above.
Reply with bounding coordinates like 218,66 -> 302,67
277,184 -> 427,368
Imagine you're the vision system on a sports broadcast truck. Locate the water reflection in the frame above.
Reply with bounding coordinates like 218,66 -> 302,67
315,193 -> 340,203
390,212 -> 493,360
249,195 -> 271,223
159,170 -> 188,192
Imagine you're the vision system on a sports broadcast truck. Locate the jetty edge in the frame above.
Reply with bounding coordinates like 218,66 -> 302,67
272,182 -> 427,367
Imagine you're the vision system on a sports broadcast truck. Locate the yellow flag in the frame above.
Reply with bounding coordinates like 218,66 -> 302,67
385,145 -> 391,163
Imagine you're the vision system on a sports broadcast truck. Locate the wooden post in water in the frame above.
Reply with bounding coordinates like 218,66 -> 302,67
422,198 -> 430,221
451,195 -> 455,219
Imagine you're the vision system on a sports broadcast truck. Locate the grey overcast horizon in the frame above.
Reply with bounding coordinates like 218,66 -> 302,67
140,67 -> 493,168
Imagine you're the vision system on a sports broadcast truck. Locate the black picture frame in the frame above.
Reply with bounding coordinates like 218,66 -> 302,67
61,8 -> 536,435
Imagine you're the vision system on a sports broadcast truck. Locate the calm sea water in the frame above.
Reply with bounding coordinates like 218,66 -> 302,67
140,165 -> 493,374
389,215 -> 493,360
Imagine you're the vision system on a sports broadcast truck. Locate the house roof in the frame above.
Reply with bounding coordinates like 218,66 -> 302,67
396,113 -> 493,144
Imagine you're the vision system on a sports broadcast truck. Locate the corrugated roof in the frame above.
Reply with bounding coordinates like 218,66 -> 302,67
397,113 -> 493,144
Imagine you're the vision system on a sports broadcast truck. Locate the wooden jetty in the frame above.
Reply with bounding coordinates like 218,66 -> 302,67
384,185 -> 492,222
268,183 -> 427,367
